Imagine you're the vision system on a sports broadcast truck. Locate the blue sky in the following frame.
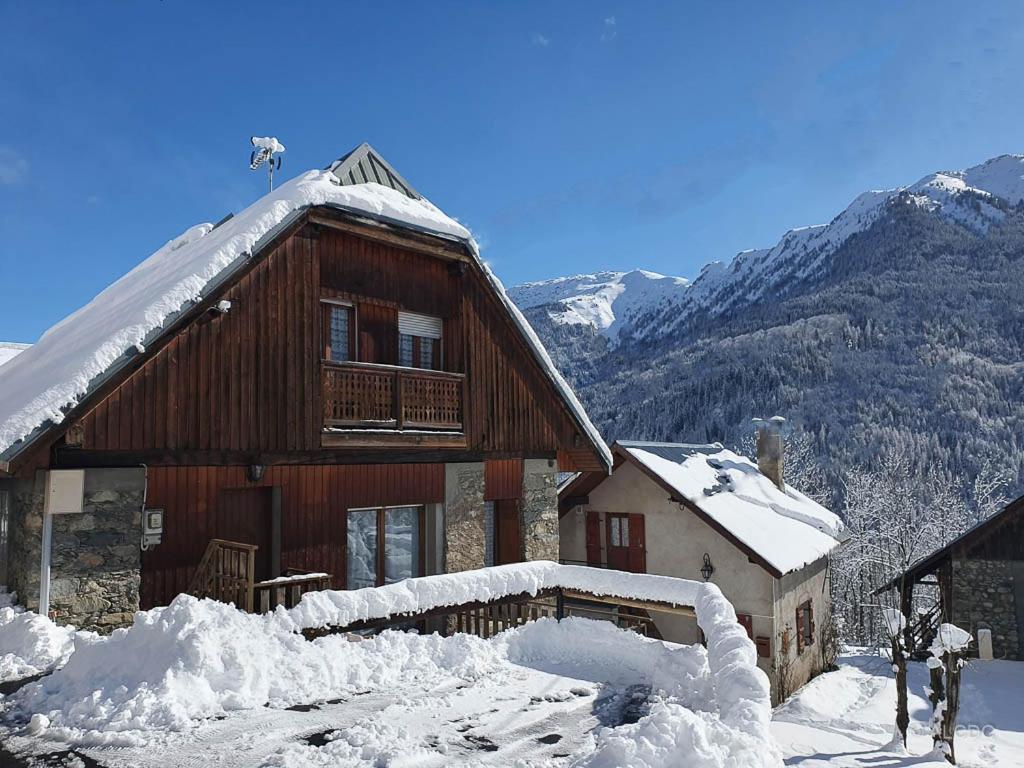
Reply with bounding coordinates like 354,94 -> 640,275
2,1 -> 1023,342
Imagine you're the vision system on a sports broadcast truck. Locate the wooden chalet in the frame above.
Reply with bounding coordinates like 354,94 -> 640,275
0,143 -> 610,630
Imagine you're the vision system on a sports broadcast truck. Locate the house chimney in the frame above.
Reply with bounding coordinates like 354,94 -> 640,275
753,416 -> 785,490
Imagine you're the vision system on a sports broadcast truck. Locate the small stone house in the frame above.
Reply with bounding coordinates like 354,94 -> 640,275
559,426 -> 842,703
883,493 -> 1024,660
0,143 -> 611,632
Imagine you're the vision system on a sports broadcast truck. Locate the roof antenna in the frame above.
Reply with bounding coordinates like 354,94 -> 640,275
249,136 -> 285,192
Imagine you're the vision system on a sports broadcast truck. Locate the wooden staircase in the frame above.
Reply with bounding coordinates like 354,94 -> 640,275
187,539 -> 332,614
909,601 -> 942,659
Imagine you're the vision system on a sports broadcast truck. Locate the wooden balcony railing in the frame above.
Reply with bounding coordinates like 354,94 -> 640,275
323,360 -> 464,431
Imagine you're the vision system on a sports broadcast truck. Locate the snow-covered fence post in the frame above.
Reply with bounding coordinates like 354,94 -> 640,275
928,623 -> 972,765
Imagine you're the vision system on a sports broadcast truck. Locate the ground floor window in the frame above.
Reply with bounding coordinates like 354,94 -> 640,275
347,505 -> 424,589
0,489 -> 8,586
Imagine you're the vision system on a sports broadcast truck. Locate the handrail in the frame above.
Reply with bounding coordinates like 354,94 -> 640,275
321,358 -> 465,381
253,571 -> 333,613
187,539 -> 258,612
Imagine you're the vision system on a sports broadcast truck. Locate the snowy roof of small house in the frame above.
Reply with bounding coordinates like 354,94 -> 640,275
0,342 -> 30,369
0,146 -> 611,471
600,440 -> 842,576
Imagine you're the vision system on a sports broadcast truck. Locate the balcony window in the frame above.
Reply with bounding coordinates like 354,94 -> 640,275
322,301 -> 354,362
398,311 -> 442,370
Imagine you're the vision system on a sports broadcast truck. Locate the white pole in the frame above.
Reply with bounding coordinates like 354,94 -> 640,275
39,508 -> 52,617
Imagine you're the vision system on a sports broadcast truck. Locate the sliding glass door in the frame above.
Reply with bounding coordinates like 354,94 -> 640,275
346,506 -> 423,589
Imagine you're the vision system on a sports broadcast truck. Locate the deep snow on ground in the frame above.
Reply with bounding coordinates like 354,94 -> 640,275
0,590 -> 87,683
772,652 -> 1024,767
0,590 -> 777,767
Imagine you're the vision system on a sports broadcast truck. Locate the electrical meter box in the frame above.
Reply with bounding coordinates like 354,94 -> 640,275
142,508 -> 164,548
44,470 -> 85,515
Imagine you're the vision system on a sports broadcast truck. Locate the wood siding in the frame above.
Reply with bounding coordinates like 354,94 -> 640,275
140,463 -> 444,608
67,217 -> 598,468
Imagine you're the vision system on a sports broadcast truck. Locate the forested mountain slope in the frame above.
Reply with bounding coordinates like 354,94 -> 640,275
512,156 -> 1024,509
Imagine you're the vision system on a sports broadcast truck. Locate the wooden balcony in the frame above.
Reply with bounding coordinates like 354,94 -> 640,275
322,361 -> 465,446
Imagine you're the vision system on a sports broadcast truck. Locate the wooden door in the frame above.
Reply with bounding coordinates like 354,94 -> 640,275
358,303 -> 398,365
585,510 -> 601,566
495,499 -> 522,565
606,513 -> 646,573
216,487 -> 274,581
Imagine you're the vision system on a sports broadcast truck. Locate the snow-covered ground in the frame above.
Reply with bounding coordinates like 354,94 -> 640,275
773,651 -> 1024,767
0,572 -> 777,767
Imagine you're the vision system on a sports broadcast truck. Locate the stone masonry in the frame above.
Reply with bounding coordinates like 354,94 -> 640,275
444,462 -> 486,572
952,557 -> 1021,660
6,468 -> 145,632
521,459 -> 559,562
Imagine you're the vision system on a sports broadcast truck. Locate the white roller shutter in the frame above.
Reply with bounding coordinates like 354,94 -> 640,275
398,311 -> 443,339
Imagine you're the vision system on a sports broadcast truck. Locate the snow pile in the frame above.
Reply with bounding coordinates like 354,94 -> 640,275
0,170 -> 470,456
582,582 -> 780,768
7,594 -> 498,745
0,593 -> 86,682
928,623 -> 972,658
621,443 -> 841,574
285,560 -> 701,631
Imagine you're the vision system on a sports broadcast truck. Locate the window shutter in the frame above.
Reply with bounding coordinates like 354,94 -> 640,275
627,513 -> 646,574
795,606 -> 805,653
737,613 -> 754,640
398,311 -> 443,339
808,603 -> 816,646
585,511 -> 601,566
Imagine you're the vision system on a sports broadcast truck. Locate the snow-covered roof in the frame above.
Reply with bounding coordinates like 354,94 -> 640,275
615,440 -> 842,576
0,154 -> 610,471
0,342 -> 30,369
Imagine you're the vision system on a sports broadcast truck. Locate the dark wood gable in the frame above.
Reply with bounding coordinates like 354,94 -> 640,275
55,210 -> 603,471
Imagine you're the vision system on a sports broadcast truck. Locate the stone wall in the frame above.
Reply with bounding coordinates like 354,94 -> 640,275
521,459 -> 559,562
5,468 -> 145,632
443,462 -> 485,572
951,557 -> 1021,660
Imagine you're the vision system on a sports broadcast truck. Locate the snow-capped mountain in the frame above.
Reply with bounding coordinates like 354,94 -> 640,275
511,153 -> 1024,508
508,270 -> 689,343
515,154 -> 1024,347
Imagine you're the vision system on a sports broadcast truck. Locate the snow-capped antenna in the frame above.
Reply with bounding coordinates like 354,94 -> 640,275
249,136 -> 285,192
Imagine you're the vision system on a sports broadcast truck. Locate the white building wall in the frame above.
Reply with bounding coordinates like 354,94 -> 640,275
560,459 -> 831,702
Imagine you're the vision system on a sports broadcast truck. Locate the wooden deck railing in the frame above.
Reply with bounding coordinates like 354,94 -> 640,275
322,361 -> 464,431
253,570 -> 333,613
187,539 -> 258,612
302,586 -> 689,641
189,541 -> 333,615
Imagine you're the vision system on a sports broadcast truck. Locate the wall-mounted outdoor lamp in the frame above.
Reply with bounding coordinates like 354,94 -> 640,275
700,552 -> 715,581
247,463 -> 266,483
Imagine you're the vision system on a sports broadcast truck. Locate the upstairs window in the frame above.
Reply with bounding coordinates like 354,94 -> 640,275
322,301 -> 354,361
398,311 -> 442,370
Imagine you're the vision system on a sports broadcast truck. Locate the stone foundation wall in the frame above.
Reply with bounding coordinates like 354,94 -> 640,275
521,459 -> 559,562
5,468 -> 145,632
443,463 -> 485,573
951,557 -> 1021,660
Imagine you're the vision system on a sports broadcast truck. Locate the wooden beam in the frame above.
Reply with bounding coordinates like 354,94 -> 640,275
307,210 -> 471,263
561,590 -> 697,617
320,431 -> 468,450
52,446 -> 554,468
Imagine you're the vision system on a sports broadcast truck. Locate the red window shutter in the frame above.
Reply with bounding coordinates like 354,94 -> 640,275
737,613 -> 754,640
627,513 -> 646,574
585,511 -> 601,566
795,606 -> 805,653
